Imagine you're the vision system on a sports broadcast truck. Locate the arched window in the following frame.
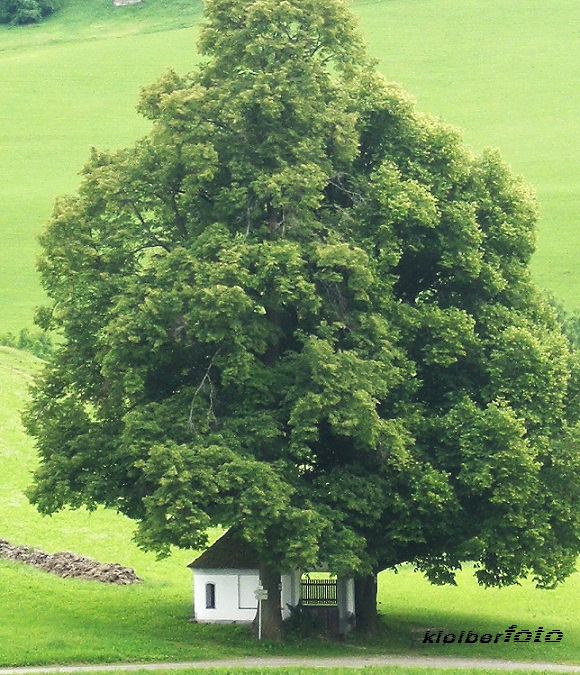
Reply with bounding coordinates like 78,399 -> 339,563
205,582 -> 216,609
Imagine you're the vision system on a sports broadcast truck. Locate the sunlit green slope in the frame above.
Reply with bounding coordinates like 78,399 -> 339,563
1,0 -> 579,334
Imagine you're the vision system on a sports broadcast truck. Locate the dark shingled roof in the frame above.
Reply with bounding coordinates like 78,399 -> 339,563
188,529 -> 259,570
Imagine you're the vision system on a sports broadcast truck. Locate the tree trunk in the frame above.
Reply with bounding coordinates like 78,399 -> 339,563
253,559 -> 283,640
354,572 -> 379,635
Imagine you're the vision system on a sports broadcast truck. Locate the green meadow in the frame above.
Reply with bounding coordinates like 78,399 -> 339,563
356,0 -> 580,307
1,0 -> 579,669
0,0 -> 204,334
1,0 -> 579,332
44,672 -> 580,675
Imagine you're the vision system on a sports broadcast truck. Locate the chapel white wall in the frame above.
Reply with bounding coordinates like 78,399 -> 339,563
193,569 -> 300,623
193,569 -> 259,622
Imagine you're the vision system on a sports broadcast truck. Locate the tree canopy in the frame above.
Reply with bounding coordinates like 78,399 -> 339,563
25,0 -> 580,637
0,0 -> 53,25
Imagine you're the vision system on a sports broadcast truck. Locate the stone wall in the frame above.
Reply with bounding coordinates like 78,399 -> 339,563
0,538 -> 142,584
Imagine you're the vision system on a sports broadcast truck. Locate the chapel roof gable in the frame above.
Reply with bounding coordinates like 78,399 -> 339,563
188,528 -> 259,570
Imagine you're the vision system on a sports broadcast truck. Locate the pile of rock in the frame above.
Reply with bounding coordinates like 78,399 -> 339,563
0,538 -> 142,585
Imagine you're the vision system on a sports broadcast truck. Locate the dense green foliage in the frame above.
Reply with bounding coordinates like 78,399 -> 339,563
0,327 -> 53,358
25,0 -> 580,634
0,0 -> 53,24
1,0 -> 579,335
2,346 -> 578,664
555,304 -> 580,350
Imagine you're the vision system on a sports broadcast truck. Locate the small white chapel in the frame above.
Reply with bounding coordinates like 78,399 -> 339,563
188,529 -> 356,634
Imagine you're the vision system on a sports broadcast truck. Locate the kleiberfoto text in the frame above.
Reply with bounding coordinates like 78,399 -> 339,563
423,624 -> 564,644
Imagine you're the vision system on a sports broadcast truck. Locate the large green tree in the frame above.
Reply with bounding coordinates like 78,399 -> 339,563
25,0 -> 580,638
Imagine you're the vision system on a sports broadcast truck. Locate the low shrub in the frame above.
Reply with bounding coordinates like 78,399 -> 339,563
0,0 -> 54,25
0,327 -> 53,358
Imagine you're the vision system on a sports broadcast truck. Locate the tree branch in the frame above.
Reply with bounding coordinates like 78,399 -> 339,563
188,348 -> 221,433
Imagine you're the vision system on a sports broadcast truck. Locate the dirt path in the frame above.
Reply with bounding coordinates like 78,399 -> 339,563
1,656 -> 579,673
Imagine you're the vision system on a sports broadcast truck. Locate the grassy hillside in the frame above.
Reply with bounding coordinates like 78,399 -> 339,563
356,0 -> 580,308
0,345 -> 199,570
0,0 -> 579,332
46,671 -> 580,675
0,345 -> 578,666
0,0 -> 579,668
42,671 -> 580,675
0,0 -> 204,334
0,0 -> 204,50
35,671 -> 580,675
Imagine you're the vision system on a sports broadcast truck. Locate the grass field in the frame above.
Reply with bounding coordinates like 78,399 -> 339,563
0,0 -> 579,669
0,0 -> 579,333
9,671 -> 575,675
0,4 -> 203,333
0,346 -> 578,667
355,0 -> 580,308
